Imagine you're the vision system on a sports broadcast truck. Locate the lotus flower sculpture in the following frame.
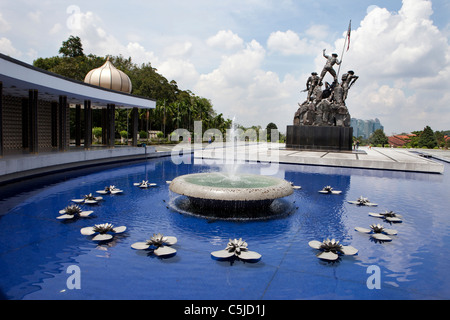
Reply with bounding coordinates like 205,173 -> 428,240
131,233 -> 177,257
80,223 -> 127,241
211,238 -> 261,261
348,196 -> 377,206
318,186 -> 342,194
72,193 -> 103,204
308,238 -> 358,261
290,182 -> 301,190
96,185 -> 123,195
369,210 -> 403,223
133,180 -> 157,188
355,224 -> 397,241
57,205 -> 93,220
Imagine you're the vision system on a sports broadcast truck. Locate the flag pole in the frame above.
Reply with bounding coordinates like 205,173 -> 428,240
337,20 -> 351,80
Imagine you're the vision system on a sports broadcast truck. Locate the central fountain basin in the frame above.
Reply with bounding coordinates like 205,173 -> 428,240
169,172 -> 294,219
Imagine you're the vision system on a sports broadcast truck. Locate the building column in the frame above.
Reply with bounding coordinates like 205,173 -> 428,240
58,95 -> 68,151
29,89 -> 39,154
131,107 -> 139,147
107,104 -> 116,148
0,82 -> 3,157
84,100 -> 92,149
75,104 -> 81,147
101,108 -> 107,145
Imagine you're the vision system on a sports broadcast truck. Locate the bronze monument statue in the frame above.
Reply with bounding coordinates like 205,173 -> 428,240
287,34 -> 355,151
293,48 -> 357,128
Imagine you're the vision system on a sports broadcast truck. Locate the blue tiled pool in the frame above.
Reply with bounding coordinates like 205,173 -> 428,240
0,156 -> 449,300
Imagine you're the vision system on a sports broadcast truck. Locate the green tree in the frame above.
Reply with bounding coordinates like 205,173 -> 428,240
266,122 -> 278,142
59,35 -> 84,58
418,125 -> 437,149
369,129 -> 388,146
434,130 -> 448,148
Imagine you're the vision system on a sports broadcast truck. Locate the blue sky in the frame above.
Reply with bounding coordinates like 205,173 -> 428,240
1,0 -> 449,135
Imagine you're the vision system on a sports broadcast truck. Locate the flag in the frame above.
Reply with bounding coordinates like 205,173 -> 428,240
346,20 -> 352,51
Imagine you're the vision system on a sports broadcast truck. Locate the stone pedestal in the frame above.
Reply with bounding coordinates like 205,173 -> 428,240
286,125 -> 353,151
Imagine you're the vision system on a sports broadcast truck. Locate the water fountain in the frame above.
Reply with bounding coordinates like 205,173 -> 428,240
169,119 -> 295,220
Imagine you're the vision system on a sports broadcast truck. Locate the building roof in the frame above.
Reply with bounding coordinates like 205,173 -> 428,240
84,58 -> 132,94
0,53 -> 154,109
388,134 -> 415,147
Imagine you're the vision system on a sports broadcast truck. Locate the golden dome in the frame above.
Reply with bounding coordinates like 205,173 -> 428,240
84,57 -> 132,94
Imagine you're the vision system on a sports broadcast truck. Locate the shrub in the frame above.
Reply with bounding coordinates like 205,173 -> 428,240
92,127 -> 102,139
139,130 -> 148,139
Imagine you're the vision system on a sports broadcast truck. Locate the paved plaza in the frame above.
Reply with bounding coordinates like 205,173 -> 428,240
193,143 -> 445,174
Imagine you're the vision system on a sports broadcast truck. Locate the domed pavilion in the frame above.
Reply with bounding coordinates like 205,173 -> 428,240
0,53 -> 155,182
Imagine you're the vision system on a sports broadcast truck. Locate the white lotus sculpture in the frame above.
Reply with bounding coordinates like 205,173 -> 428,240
131,233 -> 177,257
96,185 -> 123,195
348,196 -> 377,206
133,180 -> 157,188
290,182 -> 301,190
57,205 -> 93,220
318,186 -> 342,194
369,210 -> 403,223
355,224 -> 397,241
80,223 -> 127,241
211,238 -> 261,261
72,193 -> 103,204
308,238 -> 358,261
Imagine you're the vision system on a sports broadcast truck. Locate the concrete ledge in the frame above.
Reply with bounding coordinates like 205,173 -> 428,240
0,146 -> 173,184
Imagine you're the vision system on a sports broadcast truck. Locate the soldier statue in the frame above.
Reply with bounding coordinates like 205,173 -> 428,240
319,49 -> 341,82
305,72 -> 320,101
341,70 -> 358,101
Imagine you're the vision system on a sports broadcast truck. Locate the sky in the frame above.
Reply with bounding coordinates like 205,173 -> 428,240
1,0 -> 449,135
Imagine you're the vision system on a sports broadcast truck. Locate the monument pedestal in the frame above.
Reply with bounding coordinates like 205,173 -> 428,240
286,125 -> 353,151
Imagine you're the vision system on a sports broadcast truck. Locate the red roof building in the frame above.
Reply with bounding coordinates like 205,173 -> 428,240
388,134 -> 415,147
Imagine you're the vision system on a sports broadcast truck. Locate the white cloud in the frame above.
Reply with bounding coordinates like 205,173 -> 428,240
206,30 -> 244,51
195,38 -> 302,128
267,30 -> 330,56
163,41 -> 193,58
305,24 -> 330,40
157,58 -> 199,88
64,7 -> 157,65
27,11 -> 42,24
0,13 -> 11,32
197,40 -> 265,90
49,23 -> 62,35
343,0 -> 447,79
0,37 -> 21,57
338,0 -> 450,134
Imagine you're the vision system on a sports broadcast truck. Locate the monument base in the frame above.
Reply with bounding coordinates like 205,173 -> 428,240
286,125 -> 353,151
